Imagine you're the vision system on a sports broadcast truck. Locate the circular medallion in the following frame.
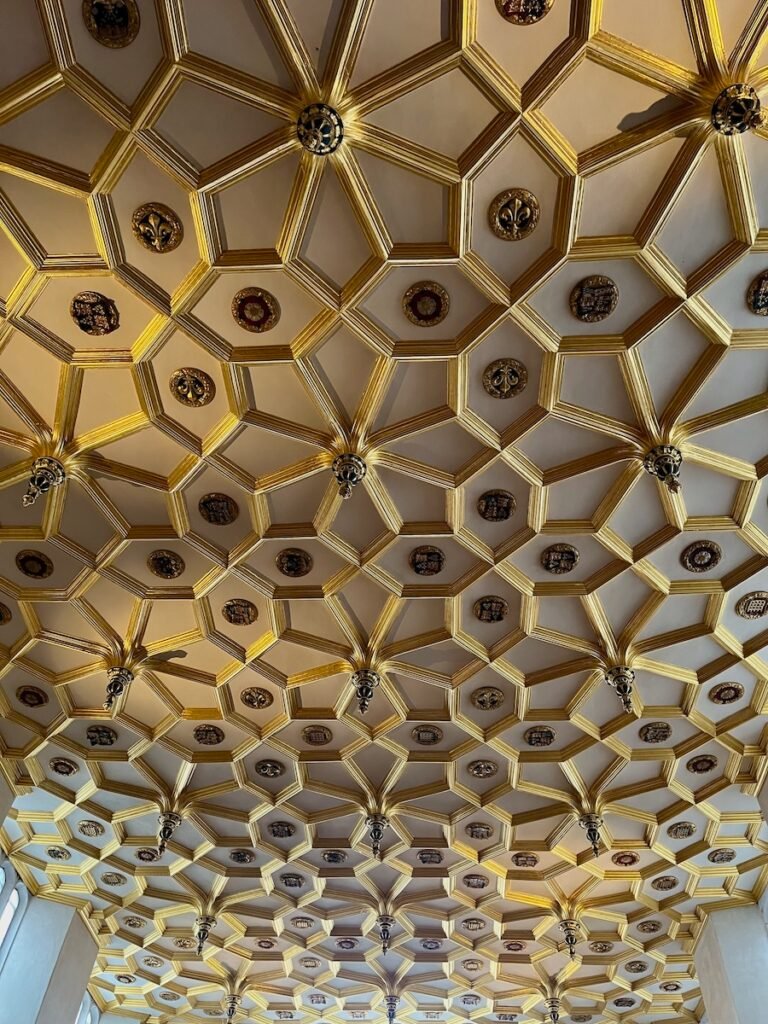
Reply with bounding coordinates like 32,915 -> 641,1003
465,822 -> 494,840
639,721 -> 671,744
709,681 -> 744,704
70,291 -> 120,335
495,0 -> 554,23
116,974 -> 135,985
143,956 -> 162,967
470,686 -> 504,710
169,367 -> 215,408
223,598 -> 258,625
16,685 -> 48,708
193,724 -> 225,745
136,847 -> 160,862
613,999 -> 634,1008
78,820 -> 105,838
230,849 -> 254,864
418,849 -> 443,864
473,596 -> 509,623
686,754 -> 717,774
463,874 -> 489,889
147,549 -> 185,579
637,920 -> 662,934
589,941 -> 614,953
422,939 -> 442,951
260,940 -> 277,950
102,872 -> 127,887
412,724 -> 443,745
611,851 -> 639,867
708,848 -> 736,864
570,1017 -> 593,1023
276,548 -> 313,577
255,759 -> 285,778
711,84 -> 764,135
297,104 -> 344,155
199,493 -> 239,526
667,821 -> 696,840
651,875 -> 678,891
160,993 -> 179,1002
132,202 -> 183,253
269,821 -> 295,838
323,849 -> 347,864
569,275 -> 618,323
48,846 -> 71,861
511,852 -> 539,867
504,940 -> 526,952
467,759 -> 498,778
124,917 -> 146,929
660,982 -> 681,992
747,270 -> 768,315
541,542 -> 579,574
409,545 -> 445,576
680,540 -> 721,573
86,725 -> 117,747
402,281 -> 450,327
336,937 -> 356,949
241,686 -> 273,709
523,724 -> 556,747
232,287 -> 281,333
625,960 -> 648,973
736,591 -> 768,619
477,489 -> 516,522
16,549 -> 53,579
82,0 -> 140,47
303,725 -> 332,745
174,937 -> 197,949
0,603 -> 12,625
49,757 -> 79,776
482,358 -> 528,399
488,187 -> 540,240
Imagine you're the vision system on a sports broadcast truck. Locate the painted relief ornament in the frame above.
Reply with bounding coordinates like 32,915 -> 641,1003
132,202 -> 183,253
70,291 -> 120,335
22,456 -> 66,507
495,0 -> 554,24
402,281 -> 450,327
746,269 -> 768,314
711,84 -> 764,135
644,444 -> 683,492
297,103 -> 344,155
223,599 -> 258,625
409,545 -> 445,576
488,188 -> 540,240
477,489 -> 516,521
169,367 -> 215,407
148,549 -> 185,579
541,543 -> 579,574
473,596 -> 509,623
735,591 -> 768,619
232,287 -> 281,332
199,492 -> 239,525
569,275 -> 618,322
471,686 -> 504,710
482,358 -> 528,399
639,721 -> 671,744
82,0 -> 140,47
680,540 -> 721,573
277,548 -> 313,577
16,549 -> 53,579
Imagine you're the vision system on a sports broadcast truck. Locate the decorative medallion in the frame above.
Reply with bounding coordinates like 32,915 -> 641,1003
193,724 -> 225,746
86,725 -> 117,747
462,917 -> 485,932
292,917 -> 314,930
269,821 -> 295,838
462,996 -> 480,1006
571,1017 -> 593,1023
78,820 -> 105,838
625,960 -> 648,974
482,358 -> 528,399
82,1 -> 140,47
174,936 -> 197,949
524,724 -> 556,747
541,543 -> 579,574
102,872 -> 127,887
116,975 -> 135,985
297,103 -> 344,155
660,982 -> 682,992
147,549 -> 185,579
667,821 -> 696,840
412,724 -> 443,745
569,275 -> 618,323
467,759 -> 498,778
257,939 -> 275,949
465,822 -> 494,840
229,849 -> 254,864
418,849 -> 443,865
471,686 -> 504,710
409,545 -> 445,576
709,681 -> 744,704
199,492 -> 239,526
232,287 -> 281,332
276,548 -> 313,577
711,84 -> 764,135
422,939 -> 442,950
462,959 -> 483,972
639,721 -> 671,744
473,596 -> 509,623
309,995 -> 326,1006
70,290 -> 120,334
735,591 -> 768,619
160,993 -> 179,1002
169,367 -> 215,407
746,269 -> 768,315
494,0 -> 554,24
16,549 -> 53,579
488,188 -> 540,240
504,940 -> 526,952
477,489 -> 516,522
637,920 -> 662,934
223,598 -> 258,625
708,848 -> 736,864
496,1016 -> 515,1022
323,849 -> 347,864
611,851 -> 640,867
48,846 -> 71,861
613,998 -> 635,1008
402,281 -> 450,327
49,757 -> 79,776
132,202 -> 183,253
336,937 -> 357,949
301,957 -> 321,968
255,759 -> 285,778
686,754 -> 718,774
463,874 -> 489,889
651,875 -> 678,891
0,603 -> 11,625
680,539 -> 721,573
241,686 -> 273,709
136,847 -> 160,862
302,724 -> 332,745
16,685 -> 48,708
126,919 -> 148,931
589,941 -> 614,954
511,852 -> 539,868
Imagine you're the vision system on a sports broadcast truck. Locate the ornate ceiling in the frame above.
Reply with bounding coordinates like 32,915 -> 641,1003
2,0 -> 768,1021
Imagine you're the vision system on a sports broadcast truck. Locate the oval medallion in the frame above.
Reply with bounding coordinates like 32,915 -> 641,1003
82,0 -> 140,47
78,820 -> 105,838
639,721 -> 671,744
708,848 -> 736,864
255,759 -> 285,777
281,872 -> 305,888
302,724 -> 332,745
301,956 -> 321,967
102,871 -> 127,887
409,545 -> 445,576
470,686 -> 504,710
708,681 -> 744,705
569,275 -> 618,323
467,759 -> 498,778
174,937 -> 196,949
116,975 -> 135,985
541,543 -> 579,574
403,281 -> 450,327
276,548 -> 313,577
86,725 -> 117,747
222,598 -> 258,625
412,724 -> 443,745
323,849 -> 347,864
232,287 -> 281,333
463,874 -> 489,889
169,367 -> 215,407
49,757 -> 79,776
637,920 -> 661,934
680,539 -> 721,573
747,270 -> 768,315
462,917 -> 485,931
269,821 -> 295,838
477,489 -> 516,522
230,849 -> 254,864
422,939 -> 442,951
16,685 -> 48,708
48,846 -> 70,861
589,941 -> 613,953
482,358 -> 528,399
488,187 -> 540,240
148,549 -> 185,579
735,591 -> 768,619
336,937 -> 356,948
124,917 -> 146,929
418,849 -> 442,865
136,847 -> 160,862
132,202 -> 183,253
625,960 -> 648,974
613,999 -> 634,1008
465,822 -> 494,840
0,603 -> 12,625
504,940 -> 526,952
660,982 -> 681,992
495,0 -> 554,24
523,724 -> 555,747
70,291 -> 120,335
462,959 -> 483,971
241,686 -> 273,709
651,875 -> 678,891
199,492 -> 239,526
473,596 -> 509,623
193,724 -> 225,745
16,549 -> 53,579
297,104 -> 344,155
667,821 -> 696,839
611,851 -> 639,867
142,955 -> 162,966
686,754 -> 717,774
511,852 -> 538,867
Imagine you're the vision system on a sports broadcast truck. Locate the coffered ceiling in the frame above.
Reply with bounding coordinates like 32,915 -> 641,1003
2,1 -> 768,1022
